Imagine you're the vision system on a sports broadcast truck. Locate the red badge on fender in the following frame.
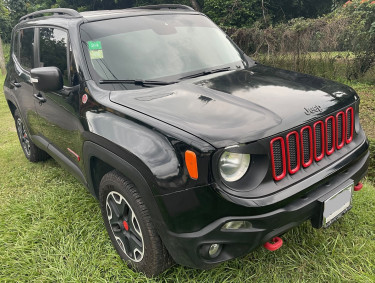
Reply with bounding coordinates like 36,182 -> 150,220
82,94 -> 88,104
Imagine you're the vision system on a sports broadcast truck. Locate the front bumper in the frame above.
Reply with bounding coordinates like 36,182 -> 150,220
156,139 -> 369,269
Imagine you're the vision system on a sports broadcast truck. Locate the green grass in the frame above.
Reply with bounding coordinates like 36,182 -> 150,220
1,72 -> 375,282
254,51 -> 375,85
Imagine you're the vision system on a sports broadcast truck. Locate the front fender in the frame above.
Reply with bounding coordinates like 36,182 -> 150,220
84,109 -> 215,195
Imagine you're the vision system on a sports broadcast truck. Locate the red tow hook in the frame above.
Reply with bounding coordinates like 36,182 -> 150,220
263,237 -> 283,251
354,182 -> 363,191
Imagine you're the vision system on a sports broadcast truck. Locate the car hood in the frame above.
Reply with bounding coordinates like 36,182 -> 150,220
109,64 -> 358,148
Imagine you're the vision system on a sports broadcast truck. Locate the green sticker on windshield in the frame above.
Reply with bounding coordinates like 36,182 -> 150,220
88,41 -> 102,50
89,50 -> 103,59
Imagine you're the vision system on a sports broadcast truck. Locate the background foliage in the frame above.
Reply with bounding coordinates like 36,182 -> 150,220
0,0 -> 348,40
222,1 -> 375,82
2,0 -> 375,82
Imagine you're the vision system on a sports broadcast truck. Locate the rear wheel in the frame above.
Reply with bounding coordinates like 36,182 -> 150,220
14,109 -> 49,162
99,170 -> 174,277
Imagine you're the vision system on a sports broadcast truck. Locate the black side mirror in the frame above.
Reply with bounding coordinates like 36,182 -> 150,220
31,67 -> 63,92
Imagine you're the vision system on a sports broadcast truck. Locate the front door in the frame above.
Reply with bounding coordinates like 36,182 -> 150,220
33,27 -> 83,170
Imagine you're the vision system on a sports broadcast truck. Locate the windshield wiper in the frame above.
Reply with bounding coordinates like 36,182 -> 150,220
178,67 -> 233,80
99,79 -> 177,86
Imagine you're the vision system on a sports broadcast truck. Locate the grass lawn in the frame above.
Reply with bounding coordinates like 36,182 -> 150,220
0,72 -> 374,282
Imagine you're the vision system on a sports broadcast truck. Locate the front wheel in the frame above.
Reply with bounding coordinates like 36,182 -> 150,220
99,170 -> 173,277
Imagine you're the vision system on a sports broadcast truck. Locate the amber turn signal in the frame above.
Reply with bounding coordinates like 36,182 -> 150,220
185,150 -> 198,179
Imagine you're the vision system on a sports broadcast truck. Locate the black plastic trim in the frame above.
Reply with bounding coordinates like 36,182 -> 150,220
19,8 -> 81,22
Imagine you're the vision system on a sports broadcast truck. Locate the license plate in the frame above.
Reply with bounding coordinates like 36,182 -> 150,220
322,181 -> 353,228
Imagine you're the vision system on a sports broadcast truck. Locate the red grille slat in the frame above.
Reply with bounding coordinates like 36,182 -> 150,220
270,106 -> 354,181
325,116 -> 335,156
313,121 -> 325,162
346,107 -> 354,144
336,111 -> 345,150
300,126 -> 313,168
270,137 -> 286,181
286,131 -> 300,174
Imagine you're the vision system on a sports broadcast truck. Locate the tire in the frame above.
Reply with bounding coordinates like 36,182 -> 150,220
14,109 -> 49,162
99,170 -> 174,277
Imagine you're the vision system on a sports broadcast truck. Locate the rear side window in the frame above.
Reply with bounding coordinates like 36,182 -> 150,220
19,28 -> 35,70
39,28 -> 69,85
13,31 -> 20,59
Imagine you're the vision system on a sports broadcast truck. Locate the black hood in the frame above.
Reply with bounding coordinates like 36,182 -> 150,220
109,64 -> 358,148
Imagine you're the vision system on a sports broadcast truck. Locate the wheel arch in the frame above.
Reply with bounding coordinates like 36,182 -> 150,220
7,99 -> 17,117
83,140 -> 165,226
83,140 -> 155,194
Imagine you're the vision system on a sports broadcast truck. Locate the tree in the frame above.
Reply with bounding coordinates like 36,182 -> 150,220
267,0 -> 336,23
0,0 -> 10,73
0,36 -> 6,75
0,0 -> 11,41
203,0 -> 263,28
4,0 -> 28,28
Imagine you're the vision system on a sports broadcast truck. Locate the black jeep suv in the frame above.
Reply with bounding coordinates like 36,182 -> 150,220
3,5 -> 369,277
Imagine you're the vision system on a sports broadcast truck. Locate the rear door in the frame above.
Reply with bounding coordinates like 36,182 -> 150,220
33,27 -> 83,169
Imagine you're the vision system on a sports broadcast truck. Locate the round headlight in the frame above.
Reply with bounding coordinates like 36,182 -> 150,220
219,151 -> 250,182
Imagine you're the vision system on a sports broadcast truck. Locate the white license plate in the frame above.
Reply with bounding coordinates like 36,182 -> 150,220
322,182 -> 353,227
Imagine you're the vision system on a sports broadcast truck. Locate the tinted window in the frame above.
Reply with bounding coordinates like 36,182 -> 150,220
39,28 -> 69,85
68,44 -> 79,87
19,28 -> 34,69
13,31 -> 20,59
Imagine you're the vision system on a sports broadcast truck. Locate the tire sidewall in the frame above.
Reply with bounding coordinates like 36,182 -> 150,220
14,110 -> 32,159
99,173 -> 155,274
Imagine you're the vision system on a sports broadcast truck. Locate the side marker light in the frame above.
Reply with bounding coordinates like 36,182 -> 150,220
185,150 -> 198,179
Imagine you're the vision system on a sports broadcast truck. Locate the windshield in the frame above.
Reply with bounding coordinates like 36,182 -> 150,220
80,14 -> 247,84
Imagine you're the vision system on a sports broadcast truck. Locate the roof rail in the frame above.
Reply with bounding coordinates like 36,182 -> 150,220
19,8 -> 81,22
132,4 -> 195,11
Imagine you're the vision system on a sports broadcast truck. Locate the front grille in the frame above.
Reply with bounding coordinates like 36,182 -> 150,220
326,116 -> 335,155
346,107 -> 354,143
270,137 -> 286,180
270,106 -> 354,181
286,132 -> 300,174
301,126 -> 312,167
337,113 -> 344,148
314,121 -> 324,161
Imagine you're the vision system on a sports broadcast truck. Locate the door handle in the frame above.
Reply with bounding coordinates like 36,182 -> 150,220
10,81 -> 21,88
33,93 -> 46,103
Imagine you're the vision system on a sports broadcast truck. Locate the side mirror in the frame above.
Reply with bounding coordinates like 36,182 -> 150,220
30,67 -> 63,92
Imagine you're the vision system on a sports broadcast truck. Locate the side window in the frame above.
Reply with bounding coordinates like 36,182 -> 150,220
13,31 -> 20,60
69,44 -> 79,87
39,28 -> 69,85
19,28 -> 35,70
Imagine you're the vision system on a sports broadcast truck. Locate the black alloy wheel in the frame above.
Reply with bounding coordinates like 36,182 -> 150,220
106,191 -> 144,262
16,116 -> 31,157
99,170 -> 174,277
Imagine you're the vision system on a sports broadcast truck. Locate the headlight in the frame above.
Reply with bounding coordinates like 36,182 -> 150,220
219,151 -> 250,182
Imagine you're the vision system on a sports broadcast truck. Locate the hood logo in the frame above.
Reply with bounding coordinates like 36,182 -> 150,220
304,105 -> 323,115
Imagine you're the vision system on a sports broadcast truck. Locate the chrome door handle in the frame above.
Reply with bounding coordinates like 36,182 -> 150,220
10,81 -> 21,88
33,93 -> 46,103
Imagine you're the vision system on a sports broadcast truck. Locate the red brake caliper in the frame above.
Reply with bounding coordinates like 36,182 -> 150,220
123,220 -> 129,231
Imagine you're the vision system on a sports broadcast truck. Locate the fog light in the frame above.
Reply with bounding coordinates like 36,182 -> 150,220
208,243 -> 222,258
222,221 -> 252,230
